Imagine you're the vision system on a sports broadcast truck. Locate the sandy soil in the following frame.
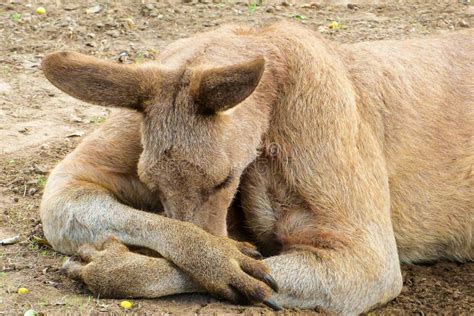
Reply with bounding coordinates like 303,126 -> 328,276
1,0 -> 473,314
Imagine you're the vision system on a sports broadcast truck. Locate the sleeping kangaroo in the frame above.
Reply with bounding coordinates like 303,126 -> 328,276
40,22 -> 473,314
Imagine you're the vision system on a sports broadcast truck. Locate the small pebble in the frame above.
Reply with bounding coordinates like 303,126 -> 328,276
347,3 -> 359,10
24,309 -> 37,316
1,235 -> 21,245
459,20 -> 469,28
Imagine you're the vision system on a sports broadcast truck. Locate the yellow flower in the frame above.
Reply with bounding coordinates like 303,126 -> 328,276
120,300 -> 133,309
17,287 -> 29,294
328,21 -> 340,30
36,7 -> 46,15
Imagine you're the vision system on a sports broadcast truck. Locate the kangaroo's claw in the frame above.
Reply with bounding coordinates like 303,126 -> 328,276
263,274 -> 279,293
263,298 -> 283,311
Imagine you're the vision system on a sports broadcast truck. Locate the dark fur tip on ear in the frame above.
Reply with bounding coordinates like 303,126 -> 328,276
42,51 -> 148,110
194,56 -> 265,115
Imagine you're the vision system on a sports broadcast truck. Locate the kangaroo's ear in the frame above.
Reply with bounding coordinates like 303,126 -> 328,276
192,56 -> 265,114
42,51 -> 150,110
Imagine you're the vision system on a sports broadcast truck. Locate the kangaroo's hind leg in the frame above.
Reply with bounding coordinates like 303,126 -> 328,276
62,236 -> 203,298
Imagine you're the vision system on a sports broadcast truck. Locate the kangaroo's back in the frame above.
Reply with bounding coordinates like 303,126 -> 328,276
344,31 -> 474,262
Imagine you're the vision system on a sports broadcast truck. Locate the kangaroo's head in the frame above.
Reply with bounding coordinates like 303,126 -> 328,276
42,28 -> 272,236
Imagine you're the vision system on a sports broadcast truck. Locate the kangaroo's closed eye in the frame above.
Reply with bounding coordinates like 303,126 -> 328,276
214,173 -> 233,191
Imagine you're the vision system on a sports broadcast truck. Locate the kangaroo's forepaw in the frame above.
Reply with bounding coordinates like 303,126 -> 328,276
180,236 -> 281,310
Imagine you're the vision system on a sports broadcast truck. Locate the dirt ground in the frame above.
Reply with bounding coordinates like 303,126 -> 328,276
1,0 -> 473,314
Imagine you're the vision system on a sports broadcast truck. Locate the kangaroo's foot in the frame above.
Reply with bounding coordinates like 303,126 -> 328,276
62,236 -> 201,298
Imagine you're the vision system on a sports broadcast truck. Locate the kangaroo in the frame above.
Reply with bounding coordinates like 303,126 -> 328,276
40,22 -> 473,314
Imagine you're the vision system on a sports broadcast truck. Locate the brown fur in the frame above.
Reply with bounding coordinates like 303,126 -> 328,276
40,22 -> 473,314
